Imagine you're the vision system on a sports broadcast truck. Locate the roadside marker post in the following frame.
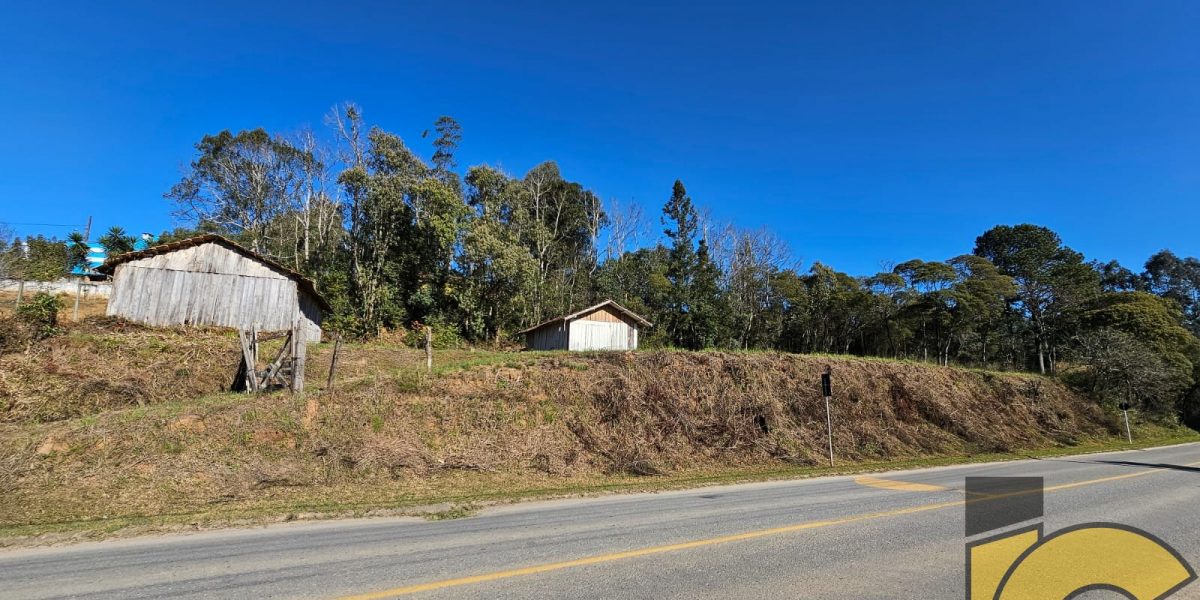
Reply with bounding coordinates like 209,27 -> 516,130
1119,401 -> 1132,443
821,367 -> 834,467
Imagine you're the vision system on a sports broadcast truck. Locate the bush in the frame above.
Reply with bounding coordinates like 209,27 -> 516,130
404,322 -> 465,349
15,292 -> 61,339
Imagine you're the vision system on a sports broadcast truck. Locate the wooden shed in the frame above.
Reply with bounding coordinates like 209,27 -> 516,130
98,235 -> 329,342
518,300 -> 651,351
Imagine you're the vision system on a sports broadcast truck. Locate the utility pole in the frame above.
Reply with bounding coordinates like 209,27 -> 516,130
821,366 -> 834,467
82,216 -> 92,242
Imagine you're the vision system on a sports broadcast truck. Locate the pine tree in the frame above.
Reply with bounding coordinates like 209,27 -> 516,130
661,180 -> 724,349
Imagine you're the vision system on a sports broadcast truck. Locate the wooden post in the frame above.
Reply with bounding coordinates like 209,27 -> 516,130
326,335 -> 342,391
292,320 -> 306,394
73,280 -> 82,321
424,326 -> 433,373
261,330 -> 293,388
15,281 -> 24,307
238,330 -> 258,393
250,323 -> 259,366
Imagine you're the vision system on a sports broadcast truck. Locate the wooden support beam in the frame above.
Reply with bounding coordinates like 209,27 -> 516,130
261,330 -> 293,388
238,330 -> 258,393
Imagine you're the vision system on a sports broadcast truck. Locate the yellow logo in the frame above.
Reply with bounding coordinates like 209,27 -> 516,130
965,477 -> 1194,599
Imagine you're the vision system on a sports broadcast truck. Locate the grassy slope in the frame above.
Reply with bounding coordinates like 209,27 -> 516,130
1,319 -> 1195,546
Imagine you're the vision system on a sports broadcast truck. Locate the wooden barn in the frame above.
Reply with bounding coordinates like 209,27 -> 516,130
518,300 -> 651,351
98,235 -> 329,342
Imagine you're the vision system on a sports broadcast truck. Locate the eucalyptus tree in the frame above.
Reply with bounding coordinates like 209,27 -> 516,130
166,128 -> 314,254
457,165 -> 539,341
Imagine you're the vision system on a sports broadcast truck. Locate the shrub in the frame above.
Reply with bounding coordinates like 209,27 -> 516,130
15,292 -> 61,339
404,322 -> 465,349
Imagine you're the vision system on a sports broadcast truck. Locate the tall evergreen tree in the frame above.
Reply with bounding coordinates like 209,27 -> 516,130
661,180 -> 702,348
974,224 -> 1100,373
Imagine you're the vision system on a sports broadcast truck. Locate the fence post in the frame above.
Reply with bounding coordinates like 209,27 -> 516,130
292,320 -> 306,394
73,280 -> 82,321
326,335 -> 342,391
16,280 -> 24,307
424,326 -> 433,373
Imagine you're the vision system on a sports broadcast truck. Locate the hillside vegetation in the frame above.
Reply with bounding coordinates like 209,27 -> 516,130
4,317 -> 1187,545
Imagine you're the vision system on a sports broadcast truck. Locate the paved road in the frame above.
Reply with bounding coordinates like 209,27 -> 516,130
3,443 -> 1200,599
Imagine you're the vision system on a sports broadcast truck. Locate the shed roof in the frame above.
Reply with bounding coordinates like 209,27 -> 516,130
517,299 -> 652,335
97,234 -> 331,312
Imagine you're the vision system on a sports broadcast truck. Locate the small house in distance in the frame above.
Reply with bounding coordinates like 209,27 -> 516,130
98,235 -> 329,342
518,300 -> 651,351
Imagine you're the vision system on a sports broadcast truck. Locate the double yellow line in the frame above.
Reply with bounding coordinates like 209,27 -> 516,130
338,459 -> 1196,599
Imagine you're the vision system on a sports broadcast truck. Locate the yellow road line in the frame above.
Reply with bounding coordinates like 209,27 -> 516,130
336,459 -> 1200,600
853,475 -> 950,492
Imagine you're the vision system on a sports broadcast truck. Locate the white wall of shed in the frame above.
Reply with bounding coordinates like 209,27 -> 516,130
568,318 -> 635,351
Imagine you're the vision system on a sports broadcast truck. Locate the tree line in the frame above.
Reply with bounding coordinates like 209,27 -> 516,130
4,104 -> 1199,421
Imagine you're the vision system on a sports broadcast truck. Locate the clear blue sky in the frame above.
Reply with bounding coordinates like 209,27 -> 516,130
1,1 -> 1196,275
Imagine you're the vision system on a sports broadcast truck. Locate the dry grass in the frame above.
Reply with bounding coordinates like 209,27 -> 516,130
1,322 -> 1194,546
0,291 -> 109,321
0,319 -> 241,422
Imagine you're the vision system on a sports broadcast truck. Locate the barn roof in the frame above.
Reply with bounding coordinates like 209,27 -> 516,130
97,234 -> 332,312
516,299 -> 652,334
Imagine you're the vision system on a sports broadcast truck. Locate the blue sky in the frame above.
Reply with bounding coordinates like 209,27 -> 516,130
1,1 -> 1196,275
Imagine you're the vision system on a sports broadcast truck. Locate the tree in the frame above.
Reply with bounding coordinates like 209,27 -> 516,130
723,227 -> 791,349
1073,292 -> 1200,418
893,259 -> 957,363
0,224 -> 17,279
660,180 -> 709,348
65,231 -> 89,273
98,226 -> 136,255
946,255 -> 1016,367
456,166 -> 538,341
167,128 -> 313,254
284,128 -> 343,271
1094,259 -> 1143,292
974,224 -> 1100,373
1070,329 -> 1189,416
10,236 -> 69,281
777,263 -> 872,354
509,162 -> 605,323
593,244 -> 672,345
429,116 -> 463,177
1144,250 -> 1200,336
327,105 -> 471,336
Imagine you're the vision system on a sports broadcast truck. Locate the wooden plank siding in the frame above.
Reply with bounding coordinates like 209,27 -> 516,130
105,242 -> 323,341
568,318 -> 634,351
526,322 -> 569,351
575,307 -> 626,323
524,304 -> 641,351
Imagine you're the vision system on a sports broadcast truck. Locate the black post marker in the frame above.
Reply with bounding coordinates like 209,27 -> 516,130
821,366 -> 833,467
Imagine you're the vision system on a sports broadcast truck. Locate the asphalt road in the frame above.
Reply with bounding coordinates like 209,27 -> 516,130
4,443 -> 1200,599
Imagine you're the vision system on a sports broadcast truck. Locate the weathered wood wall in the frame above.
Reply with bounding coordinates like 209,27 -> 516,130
105,243 -> 323,341
569,318 -> 635,351
526,321 -> 568,350
525,306 -> 639,351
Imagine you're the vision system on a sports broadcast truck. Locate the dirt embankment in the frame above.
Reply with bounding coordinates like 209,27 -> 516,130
0,319 -> 1127,537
